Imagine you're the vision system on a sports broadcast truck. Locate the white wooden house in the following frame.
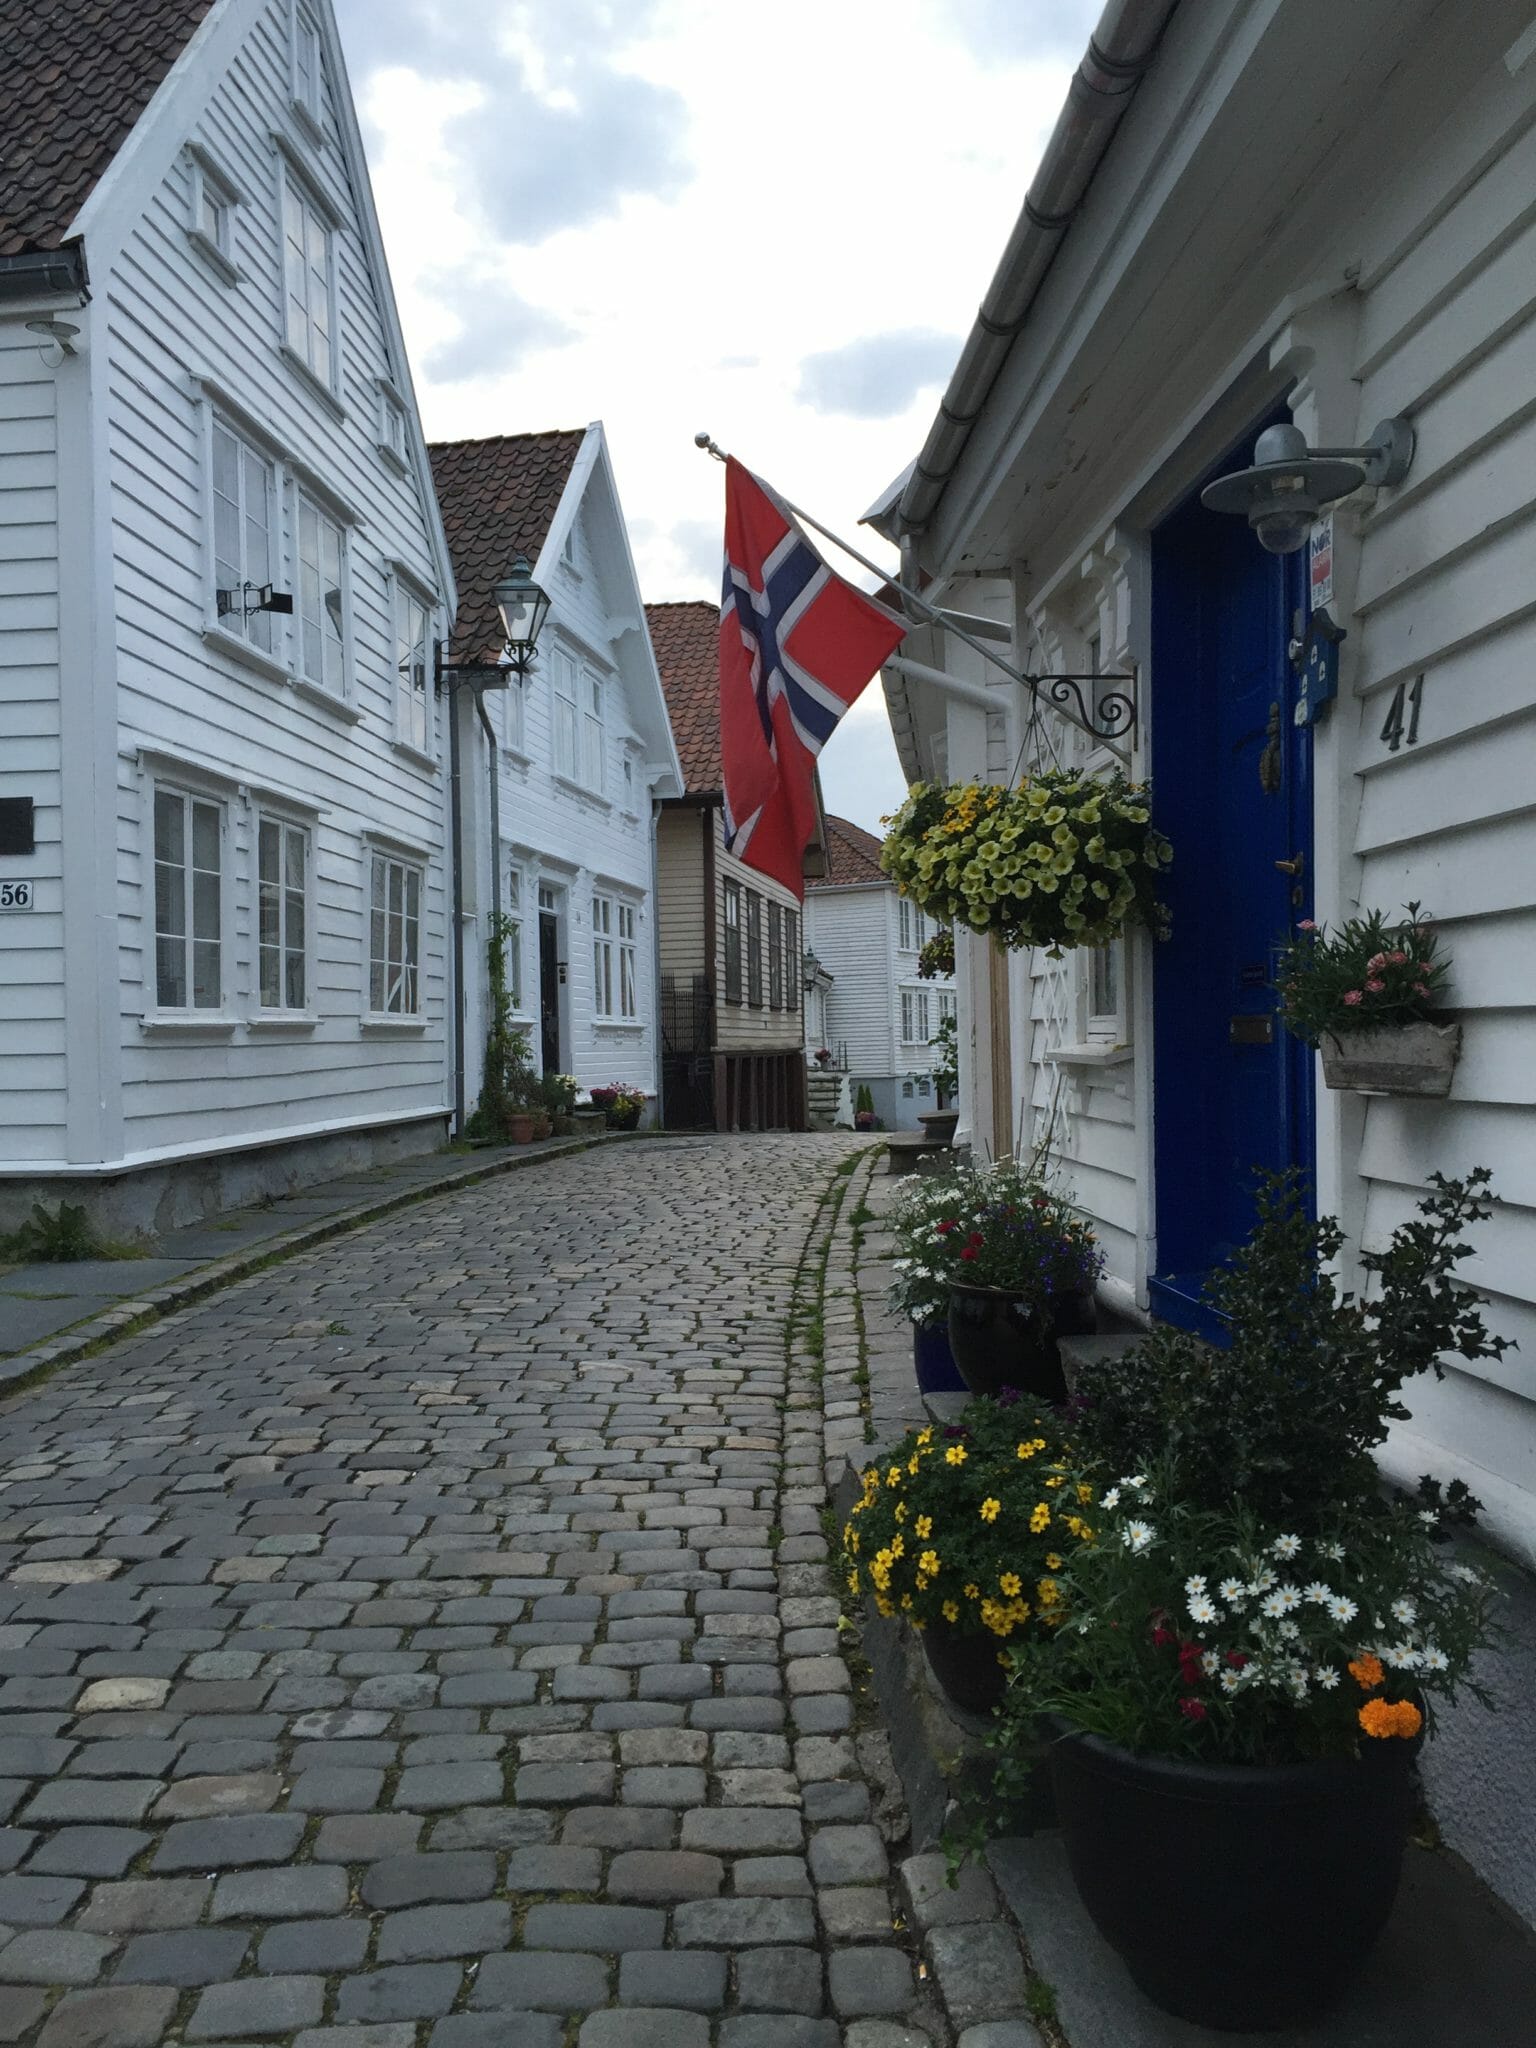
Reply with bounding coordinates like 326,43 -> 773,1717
0,0 -> 455,1234
803,814 -> 956,1130
428,428 -> 682,1120
877,0 -> 1536,1922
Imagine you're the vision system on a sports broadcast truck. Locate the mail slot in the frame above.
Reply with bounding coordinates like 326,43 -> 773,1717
1229,1014 -> 1274,1046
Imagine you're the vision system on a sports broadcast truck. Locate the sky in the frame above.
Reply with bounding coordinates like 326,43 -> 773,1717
332,0 -> 1100,833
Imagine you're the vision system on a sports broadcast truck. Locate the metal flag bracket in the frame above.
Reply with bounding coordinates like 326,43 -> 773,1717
695,433 -> 1137,761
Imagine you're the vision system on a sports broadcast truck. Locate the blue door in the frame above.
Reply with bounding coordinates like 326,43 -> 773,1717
1148,435 -> 1315,1338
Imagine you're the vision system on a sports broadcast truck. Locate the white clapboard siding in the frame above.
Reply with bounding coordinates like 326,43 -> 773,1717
656,808 -> 707,982
713,820 -> 806,1055
94,0 -> 450,1161
0,330 -> 65,1159
806,887 -> 896,1073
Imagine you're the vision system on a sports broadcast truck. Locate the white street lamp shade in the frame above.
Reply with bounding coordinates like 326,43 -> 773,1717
494,557 -> 551,657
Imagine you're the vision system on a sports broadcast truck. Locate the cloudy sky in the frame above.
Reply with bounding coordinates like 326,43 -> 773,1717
332,0 -> 1099,832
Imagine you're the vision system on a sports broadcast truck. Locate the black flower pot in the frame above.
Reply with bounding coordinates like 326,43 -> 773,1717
921,1621 -> 1008,1714
1049,1726 -> 1415,2031
913,1320 -> 967,1395
946,1285 -> 1089,1404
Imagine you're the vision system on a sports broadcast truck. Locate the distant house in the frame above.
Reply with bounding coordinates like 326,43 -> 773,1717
0,0 -> 455,1233
804,814 -> 956,1131
646,600 -> 821,1131
428,427 -> 683,1121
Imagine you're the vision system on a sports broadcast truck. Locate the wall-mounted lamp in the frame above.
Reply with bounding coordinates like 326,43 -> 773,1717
1201,418 -> 1415,554
217,582 -> 294,619
25,317 -> 79,359
493,556 -> 552,680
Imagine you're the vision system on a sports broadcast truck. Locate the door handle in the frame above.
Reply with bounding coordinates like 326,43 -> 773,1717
1275,854 -> 1305,876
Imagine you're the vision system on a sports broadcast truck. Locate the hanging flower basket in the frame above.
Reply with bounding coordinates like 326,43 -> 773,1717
1320,1020 -> 1461,1097
1276,903 -> 1460,1095
881,772 -> 1171,955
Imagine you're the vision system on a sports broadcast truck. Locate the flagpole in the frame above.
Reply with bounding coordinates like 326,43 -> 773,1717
694,433 -> 1132,763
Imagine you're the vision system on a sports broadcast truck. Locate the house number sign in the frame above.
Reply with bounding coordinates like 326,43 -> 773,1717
1378,673 -> 1424,753
0,880 -> 35,911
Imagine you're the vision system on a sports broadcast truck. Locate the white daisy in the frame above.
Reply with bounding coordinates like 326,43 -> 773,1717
1383,1644 -> 1421,1669
1122,1519 -> 1155,1553
1187,1594 -> 1219,1625
1126,1474 -> 1149,1491
1201,1650 -> 1220,1676
1252,1567 -> 1278,1592
1100,1488 -> 1122,1510
1314,1667 -> 1341,1690
1185,1575 -> 1208,1598
1390,1598 -> 1417,1627
1320,1542 -> 1346,1563
1275,1583 -> 1302,1612
1218,1578 -> 1247,1608
1303,1581 -> 1333,1605
1220,1669 -> 1244,1694
1272,1533 -> 1302,1560
1326,1594 -> 1358,1624
1287,1668 -> 1309,1698
1449,1564 -> 1481,1584
1418,1510 -> 1440,1527
1260,1592 -> 1288,1620
1421,1646 -> 1450,1673
1278,1619 -> 1301,1640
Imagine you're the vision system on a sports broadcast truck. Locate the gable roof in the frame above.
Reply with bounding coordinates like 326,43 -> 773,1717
0,0 -> 214,258
428,429 -> 586,664
645,599 -> 720,795
816,813 -> 886,889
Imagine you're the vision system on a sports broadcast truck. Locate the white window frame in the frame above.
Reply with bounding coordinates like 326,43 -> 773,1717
503,673 -> 526,755
207,410 -> 281,664
391,572 -> 433,756
377,384 -> 409,470
367,851 -> 424,1019
290,1 -> 326,138
505,867 -> 526,1014
293,488 -> 349,700
255,812 -> 311,1015
276,152 -> 339,398
898,898 -> 927,952
617,900 -> 639,1021
581,667 -> 606,794
150,784 -> 227,1017
592,892 -> 615,1018
900,985 -> 931,1047
186,145 -> 240,283
552,645 -> 580,783
1084,938 -> 1127,1046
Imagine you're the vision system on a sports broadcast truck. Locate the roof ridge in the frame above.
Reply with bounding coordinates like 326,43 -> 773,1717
426,427 -> 587,452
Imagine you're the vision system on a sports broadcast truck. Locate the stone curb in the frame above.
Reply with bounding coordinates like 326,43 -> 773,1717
0,1130 -> 643,1393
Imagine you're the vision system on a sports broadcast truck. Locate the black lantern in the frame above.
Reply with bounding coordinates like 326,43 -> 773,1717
493,556 -> 551,676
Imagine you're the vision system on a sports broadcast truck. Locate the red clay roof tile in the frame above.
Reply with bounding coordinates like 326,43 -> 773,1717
427,429 -> 586,667
815,812 -> 886,888
644,599 -> 720,797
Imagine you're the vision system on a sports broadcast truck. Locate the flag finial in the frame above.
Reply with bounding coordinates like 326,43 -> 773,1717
694,431 -> 728,462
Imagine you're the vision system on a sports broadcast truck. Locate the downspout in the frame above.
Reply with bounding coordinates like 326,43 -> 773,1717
897,0 -> 1179,539
448,687 -> 466,1134
473,687 -> 502,927
650,794 -> 665,1127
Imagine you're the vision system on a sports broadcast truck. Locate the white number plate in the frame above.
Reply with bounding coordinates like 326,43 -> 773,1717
0,880 -> 35,911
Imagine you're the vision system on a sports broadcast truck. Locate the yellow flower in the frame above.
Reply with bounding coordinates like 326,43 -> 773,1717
918,1549 -> 941,1577
963,1582 -> 980,1599
946,1445 -> 968,1466
942,1599 -> 960,1623
979,1497 -> 1001,1523
876,1596 -> 895,1618
1045,1552 -> 1064,1571
846,1529 -> 860,1554
890,1535 -> 905,1560
1037,1576 -> 1061,1607
1044,1474 -> 1066,1489
914,1573 -> 929,1592
999,1572 -> 1023,1597
847,1569 -> 859,1593
899,1593 -> 913,1611
894,1502 -> 907,1522
915,1515 -> 933,1539
1016,1441 -> 1038,1461
885,1467 -> 902,1489
907,1455 -> 920,1475
916,1427 -> 934,1446
1029,1503 -> 1050,1534
1077,1483 -> 1094,1504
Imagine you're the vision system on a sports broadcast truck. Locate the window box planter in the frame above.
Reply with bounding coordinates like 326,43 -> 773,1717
1320,1019 -> 1460,1097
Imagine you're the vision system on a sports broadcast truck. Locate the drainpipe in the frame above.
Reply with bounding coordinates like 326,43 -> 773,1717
649,794 -> 664,1127
897,0 -> 1179,538
473,688 -> 502,927
448,690 -> 466,1134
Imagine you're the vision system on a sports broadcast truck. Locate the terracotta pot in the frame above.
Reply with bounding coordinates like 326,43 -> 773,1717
921,1620 -> 1008,1714
508,1112 -> 536,1144
1320,1019 -> 1460,1096
1049,1725 -> 1414,2030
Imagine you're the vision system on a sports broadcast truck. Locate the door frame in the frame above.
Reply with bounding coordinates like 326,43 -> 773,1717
536,879 -> 567,1077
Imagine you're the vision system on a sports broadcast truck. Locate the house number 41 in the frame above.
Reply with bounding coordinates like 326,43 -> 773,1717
1378,673 -> 1424,753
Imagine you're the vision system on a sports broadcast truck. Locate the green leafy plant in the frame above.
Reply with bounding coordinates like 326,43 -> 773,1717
7,1200 -> 104,1263
1274,902 -> 1451,1044
929,1012 -> 959,1102
1071,1170 -> 1511,1528
917,926 -> 955,980
881,771 -> 1171,956
841,1395 -> 1083,1642
588,1082 -> 645,1125
464,914 -> 538,1140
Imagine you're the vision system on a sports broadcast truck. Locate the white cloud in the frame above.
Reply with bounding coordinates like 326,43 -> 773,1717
797,330 -> 960,420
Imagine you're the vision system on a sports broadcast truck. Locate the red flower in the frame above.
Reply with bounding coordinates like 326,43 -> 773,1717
1179,1697 -> 1208,1722
1151,1627 -> 1174,1648
1225,1651 -> 1248,1669
936,1220 -> 957,1235
959,1246 -> 978,1262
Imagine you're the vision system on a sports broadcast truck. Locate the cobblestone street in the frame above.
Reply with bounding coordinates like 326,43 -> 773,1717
0,1133 -> 974,2048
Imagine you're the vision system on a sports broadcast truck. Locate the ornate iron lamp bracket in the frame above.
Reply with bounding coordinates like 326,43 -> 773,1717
1023,666 -> 1138,745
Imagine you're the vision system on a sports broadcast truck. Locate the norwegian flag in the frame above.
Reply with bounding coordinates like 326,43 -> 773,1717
719,458 -> 906,898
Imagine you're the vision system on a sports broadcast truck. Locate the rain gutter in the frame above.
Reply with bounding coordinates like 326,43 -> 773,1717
895,0 -> 1180,541
0,246 -> 89,301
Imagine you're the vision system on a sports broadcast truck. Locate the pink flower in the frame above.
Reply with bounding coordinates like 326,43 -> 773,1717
1296,920 -> 1317,932
1343,990 -> 1364,1007
1367,953 -> 1387,973
1365,978 -> 1386,994
1414,982 -> 1429,997
1388,950 -> 1407,965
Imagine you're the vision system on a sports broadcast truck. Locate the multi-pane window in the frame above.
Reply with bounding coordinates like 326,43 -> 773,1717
900,988 -> 931,1044
296,495 -> 344,692
898,898 -> 927,951
618,901 -> 638,1020
768,901 -> 783,1010
785,910 -> 799,1010
282,176 -> 333,384
746,890 -> 763,1007
257,816 -> 307,1010
936,988 -> 957,1023
394,581 -> 430,750
379,390 -> 408,464
504,674 -> 525,751
592,894 -> 614,1017
583,672 -> 605,792
723,879 -> 742,1004
190,154 -> 236,267
153,788 -> 222,1011
369,854 -> 421,1015
552,647 -> 580,782
293,7 -> 324,127
1089,940 -> 1121,1038
211,418 -> 275,650
505,869 -> 524,1010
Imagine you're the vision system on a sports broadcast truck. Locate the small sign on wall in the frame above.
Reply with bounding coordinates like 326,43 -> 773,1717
0,880 -> 35,911
1309,514 -> 1334,610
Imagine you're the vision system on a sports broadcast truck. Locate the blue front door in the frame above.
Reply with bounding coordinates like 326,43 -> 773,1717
1148,441 -> 1315,1337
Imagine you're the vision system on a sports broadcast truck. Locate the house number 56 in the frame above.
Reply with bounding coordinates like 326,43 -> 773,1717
1378,673 -> 1424,753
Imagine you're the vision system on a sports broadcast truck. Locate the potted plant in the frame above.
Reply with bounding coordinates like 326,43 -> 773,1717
463,917 -> 541,1144
936,1162 -> 1101,1403
881,772 -> 1171,958
888,1169 -> 969,1394
813,1047 -> 835,1069
854,1084 -> 877,1132
1275,902 -> 1458,1095
987,1169 -> 1511,2032
917,925 -> 956,981
841,1393 -> 1079,1714
590,1082 -> 645,1131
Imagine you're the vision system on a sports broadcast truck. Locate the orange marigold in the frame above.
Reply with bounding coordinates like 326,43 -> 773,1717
1359,1697 -> 1424,1741
1348,1654 -> 1385,1691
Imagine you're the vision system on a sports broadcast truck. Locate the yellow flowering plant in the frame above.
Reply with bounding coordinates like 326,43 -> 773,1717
881,770 -> 1171,956
840,1395 -> 1088,1642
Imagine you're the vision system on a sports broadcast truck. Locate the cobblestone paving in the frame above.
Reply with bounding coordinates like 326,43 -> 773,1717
0,1134 -> 962,2048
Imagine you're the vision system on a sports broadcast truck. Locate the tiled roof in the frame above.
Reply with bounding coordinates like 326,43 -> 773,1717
816,813 -> 887,889
0,0 -> 214,257
645,600 -> 721,796
428,430 -> 586,665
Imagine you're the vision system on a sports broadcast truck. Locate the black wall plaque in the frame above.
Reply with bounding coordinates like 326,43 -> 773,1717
0,798 -> 35,857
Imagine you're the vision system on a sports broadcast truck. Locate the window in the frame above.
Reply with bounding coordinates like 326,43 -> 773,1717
257,816 -> 308,1010
593,893 -> 614,1017
723,879 -> 742,1004
618,901 -> 638,1020
936,988 -> 957,1024
379,389 -> 408,465
746,890 -> 763,1007
394,580 -> 431,751
187,150 -> 238,275
505,869 -> 525,1011
211,418 -> 276,651
622,755 -> 634,802
1088,939 -> 1122,1040
296,494 -> 345,693
282,174 -> 334,385
503,673 -> 525,752
552,647 -> 580,781
582,671 -> 605,793
292,5 -> 324,129
785,909 -> 799,1011
768,901 -> 783,1010
369,853 -> 422,1015
899,898 -> 927,952
901,988 -> 931,1045
153,788 -> 222,1011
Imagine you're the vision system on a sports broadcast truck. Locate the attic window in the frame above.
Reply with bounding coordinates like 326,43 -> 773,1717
292,5 -> 325,136
186,147 -> 240,283
378,387 -> 409,469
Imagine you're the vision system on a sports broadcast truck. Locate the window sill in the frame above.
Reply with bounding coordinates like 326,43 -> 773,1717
594,1019 -> 645,1032
279,341 -> 346,421
139,1014 -> 239,1037
551,772 -> 612,810
377,442 -> 410,476
202,624 -> 289,687
1052,1041 -> 1134,1067
502,745 -> 532,770
187,228 -> 242,287
360,1015 -> 429,1034
247,1012 -> 320,1032
291,674 -> 362,723
389,737 -> 439,773
289,98 -> 327,150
